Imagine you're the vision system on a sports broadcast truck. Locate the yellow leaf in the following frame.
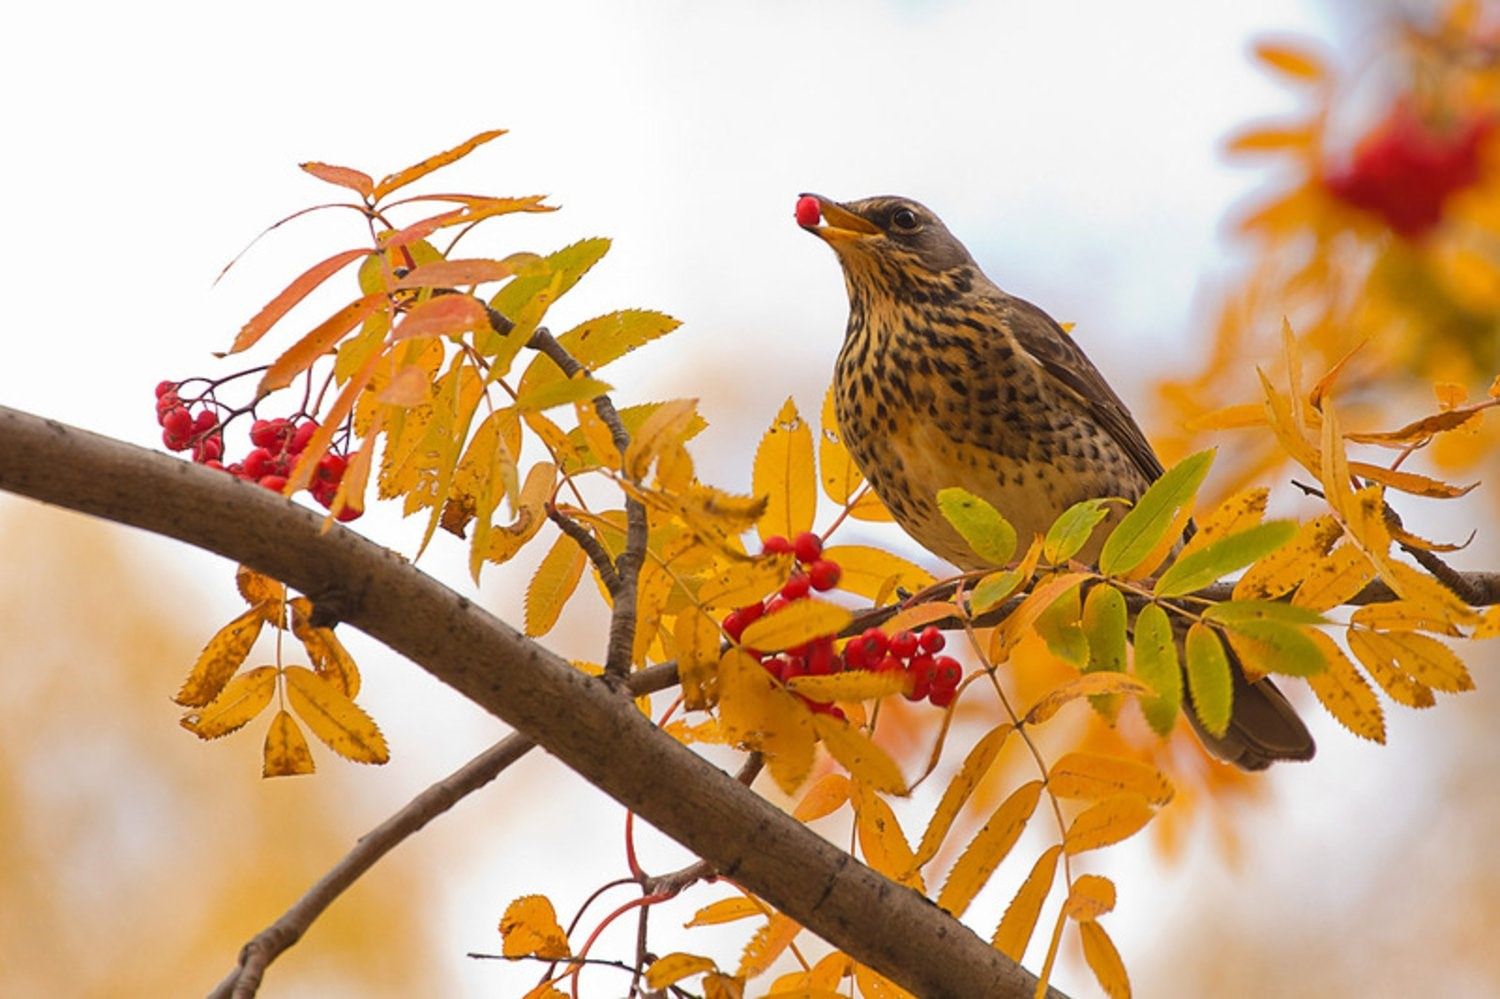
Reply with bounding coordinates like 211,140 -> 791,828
853,963 -> 916,999
1351,601 -> 1463,636
910,723 -> 1013,869
1048,752 -> 1174,805
1474,605 -> 1500,639
1065,793 -> 1154,855
740,599 -> 853,653
180,665 -> 277,739
479,460 -> 554,571
936,780 -> 1043,916
1253,39 -> 1328,81
1258,369 -> 1318,472
1063,874 -> 1117,921
1183,402 -> 1268,432
574,398 -> 622,470
646,953 -> 718,989
996,571 -> 1091,655
820,385 -> 865,505
1348,629 -> 1435,708
882,601 -> 959,635
789,671 -> 907,703
687,896 -> 765,927
1349,631 -> 1473,694
1078,920 -> 1132,999
288,598 -> 360,697
1305,631 -> 1385,743
236,565 -> 283,609
520,309 -> 681,396
499,894 -> 571,959
821,545 -> 936,602
992,845 -> 1061,961
514,374 -> 613,413
704,972 -> 747,999
854,786 -> 921,886
738,912 -> 800,979
174,607 -> 265,707
847,486 -> 895,523
793,773 -> 852,822
718,649 -> 816,794
754,397 -> 817,542
262,709 -> 315,777
1178,487 -> 1268,560
813,715 -> 906,794
1024,672 -> 1151,725
1291,544 -> 1376,611
283,665 -> 390,764
623,398 -> 699,481
525,533 -> 587,637
698,556 -> 787,611
674,608 -> 723,711
1348,461 -> 1477,500
1233,514 -> 1342,600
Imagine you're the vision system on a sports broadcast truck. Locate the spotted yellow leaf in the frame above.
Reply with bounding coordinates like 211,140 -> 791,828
283,665 -> 389,765
262,709 -> 315,777
754,396 -> 816,542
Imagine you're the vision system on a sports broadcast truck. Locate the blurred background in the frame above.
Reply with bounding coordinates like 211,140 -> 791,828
2,0 -> 1498,996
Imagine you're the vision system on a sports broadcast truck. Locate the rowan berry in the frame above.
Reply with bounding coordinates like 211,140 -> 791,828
243,447 -> 275,481
193,436 -> 223,462
889,629 -> 919,659
192,410 -> 219,434
161,408 -> 193,438
162,427 -> 190,451
154,380 -> 178,399
795,195 -> 821,228
807,640 -> 837,676
335,504 -> 363,522
781,574 -> 812,601
843,639 -> 871,671
722,609 -> 748,641
289,420 -> 319,454
876,655 -> 903,674
931,656 -> 963,691
258,474 -> 288,493
781,656 -> 808,681
792,531 -> 823,564
760,655 -> 784,681
908,653 -> 935,686
928,686 -> 956,708
859,627 -> 888,656
918,626 -> 946,653
808,558 -> 841,591
762,535 -> 793,555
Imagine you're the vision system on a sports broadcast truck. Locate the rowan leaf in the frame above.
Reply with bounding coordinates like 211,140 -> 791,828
1035,585 -> 1088,669
698,557 -> 787,611
1185,622 -> 1232,736
174,607 -> 265,707
673,608 -> 723,711
793,773 -> 852,822
1254,39 -> 1328,82
1345,407 -> 1486,445
1079,921 -> 1131,999
820,545 -> 935,602
1349,631 -> 1472,693
1202,600 -> 1324,626
1063,874 -> 1117,921
180,665 -> 277,739
754,397 -> 817,542
288,597 -> 360,697
1225,123 -> 1317,155
1154,520 -> 1296,597
972,570 -> 1024,614
936,488 -> 1017,566
1220,619 -> 1326,678
1082,584 -> 1128,672
489,238 -> 610,337
789,671 -> 907,703
852,783 -> 921,887
996,571 -> 1091,655
300,161 -> 374,197
852,963 -> 916,999
1098,449 -> 1213,575
623,398 -> 699,481
991,845 -> 1061,961
740,599 -> 853,653
1184,402 -> 1268,431
1349,461 -> 1477,499
525,533 -> 587,637
646,953 -> 718,989
1305,630 -> 1385,743
259,294 -> 387,394
738,912 -> 800,979
1233,514 -> 1342,600
883,602 -> 959,635
1064,792 -> 1154,854
1351,600 -> 1463,635
813,715 -> 906,794
519,309 -> 681,396
372,128 -> 507,199
1290,544 -> 1377,611
226,247 -> 370,355
718,649 -> 815,793
1025,672 -> 1151,725
819,385 -> 864,505
499,894 -> 570,959
911,723 -> 1013,869
514,374 -> 613,413
1049,752 -> 1174,805
262,709 -> 315,777
1132,603 -> 1180,735
283,665 -> 389,764
936,779 -> 1043,916
1348,628 -> 1435,708
686,897 -> 764,927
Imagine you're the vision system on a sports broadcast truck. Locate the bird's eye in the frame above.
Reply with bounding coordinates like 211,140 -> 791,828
890,207 -> 920,232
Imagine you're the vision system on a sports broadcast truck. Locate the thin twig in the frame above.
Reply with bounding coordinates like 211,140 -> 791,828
548,502 -> 621,595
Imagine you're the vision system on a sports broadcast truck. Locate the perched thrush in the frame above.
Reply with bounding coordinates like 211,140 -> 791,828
800,193 -> 1315,770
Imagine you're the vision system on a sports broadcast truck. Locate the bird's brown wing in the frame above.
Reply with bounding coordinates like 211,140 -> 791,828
1001,294 -> 1166,484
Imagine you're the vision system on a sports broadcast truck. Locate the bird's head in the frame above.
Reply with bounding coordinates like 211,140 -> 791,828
796,194 -> 976,296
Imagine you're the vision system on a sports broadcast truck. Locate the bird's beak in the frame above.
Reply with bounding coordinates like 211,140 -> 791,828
799,193 -> 879,243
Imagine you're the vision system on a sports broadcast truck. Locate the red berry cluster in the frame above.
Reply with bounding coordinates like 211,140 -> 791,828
721,531 -> 962,711
1324,104 -> 1493,239
152,381 -> 360,521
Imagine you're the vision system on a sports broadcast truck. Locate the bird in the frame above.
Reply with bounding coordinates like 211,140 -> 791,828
799,193 -> 1315,770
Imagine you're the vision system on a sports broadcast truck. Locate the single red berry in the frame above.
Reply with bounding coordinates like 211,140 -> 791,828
155,391 -> 180,415
931,656 -> 963,690
905,673 -> 931,702
928,686 -> 956,708
738,601 -> 766,627
335,504 -> 363,522
794,194 -> 821,228
258,474 -> 289,493
908,653 -> 936,684
889,630 -> 919,659
161,407 -> 193,438
193,436 -> 223,462
154,380 -> 178,399
781,656 -> 808,681
781,574 -> 812,601
762,534 -> 793,555
248,419 -> 272,447
289,420 -> 319,454
807,640 -> 837,675
761,656 -> 785,681
314,453 -> 347,485
192,409 -> 219,433
243,447 -> 274,480
251,417 -> 292,453
723,609 -> 747,641
808,558 -> 842,591
876,654 -> 903,674
203,459 -> 226,472
843,639 -> 870,671
792,531 -> 823,564
919,626 -> 946,653
860,627 -> 888,657
161,429 -> 190,451
764,594 -> 790,617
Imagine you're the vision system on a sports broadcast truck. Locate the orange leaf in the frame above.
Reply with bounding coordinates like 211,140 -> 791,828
686,897 -> 764,927
372,128 -> 507,199
753,396 -> 817,542
1183,402 -> 1268,431
392,294 -> 489,341
1063,874 -> 1117,922
1348,461 -> 1477,499
227,247 -> 370,355
1048,752 -> 1174,805
646,953 -> 718,989
179,665 -> 277,740
1345,407 -> 1486,446
1064,793 -> 1154,854
262,708 -> 315,777
1024,672 -> 1151,725
992,845 -> 1061,961
375,364 -> 433,407
911,723 -> 1013,870
813,714 -> 906,794
258,294 -> 387,395
936,780 -> 1043,916
882,602 -> 959,635
1305,631 -> 1385,743
793,773 -> 852,822
1225,122 -> 1316,155
393,255 -> 535,290
1078,921 -> 1131,999
737,912 -> 800,978
499,894 -> 570,959
1348,628 -> 1435,708
300,161 -> 374,198
1253,39 -> 1328,81
855,786 -> 921,887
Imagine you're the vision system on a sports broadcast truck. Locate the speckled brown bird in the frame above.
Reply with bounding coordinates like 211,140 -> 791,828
801,193 -> 1315,770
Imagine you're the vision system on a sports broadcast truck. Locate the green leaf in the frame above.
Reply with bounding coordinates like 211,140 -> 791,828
514,375 -> 613,412
936,488 -> 1017,566
1082,585 -> 1127,672
1044,498 -> 1114,563
1098,450 -> 1215,576
1034,584 -> 1088,668
1185,622 -> 1232,737
1202,600 -> 1325,626
519,309 -> 681,396
1132,604 -> 1180,736
489,237 -> 609,323
1219,619 -> 1327,677
971,569 -> 1023,614
1154,520 -> 1297,597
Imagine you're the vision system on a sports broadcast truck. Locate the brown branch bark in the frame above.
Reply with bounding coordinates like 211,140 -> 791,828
0,406 -> 1062,999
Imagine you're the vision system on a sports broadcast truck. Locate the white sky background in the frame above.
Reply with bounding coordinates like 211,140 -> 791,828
8,2 -> 1449,997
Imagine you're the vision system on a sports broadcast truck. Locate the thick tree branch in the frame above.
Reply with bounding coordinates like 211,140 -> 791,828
0,406 -> 1060,999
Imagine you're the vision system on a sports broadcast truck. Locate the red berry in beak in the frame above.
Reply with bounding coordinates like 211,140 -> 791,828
795,195 -> 821,228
